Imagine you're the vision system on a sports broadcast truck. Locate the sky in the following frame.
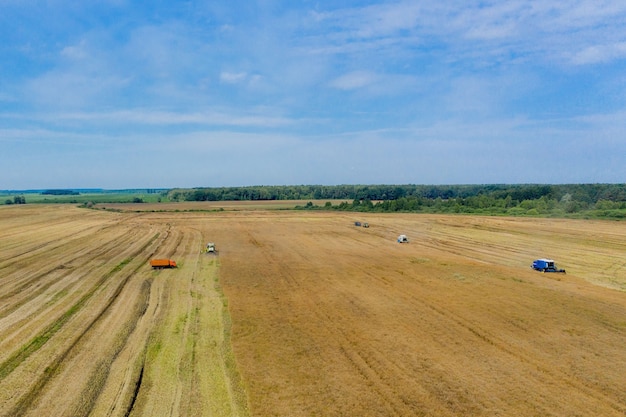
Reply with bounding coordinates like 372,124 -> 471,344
1,0 -> 626,189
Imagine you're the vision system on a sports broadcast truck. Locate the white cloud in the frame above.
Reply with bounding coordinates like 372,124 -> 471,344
220,71 -> 248,84
307,1 -> 626,68
60,40 -> 89,60
329,71 -> 376,90
26,71 -> 130,108
354,2 -> 422,38
571,42 -> 626,65
17,108 -> 294,129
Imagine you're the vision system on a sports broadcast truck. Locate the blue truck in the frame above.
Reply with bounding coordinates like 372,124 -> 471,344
531,259 -> 566,273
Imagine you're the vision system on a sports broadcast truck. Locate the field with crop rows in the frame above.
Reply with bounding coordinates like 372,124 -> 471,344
1,204 -> 626,416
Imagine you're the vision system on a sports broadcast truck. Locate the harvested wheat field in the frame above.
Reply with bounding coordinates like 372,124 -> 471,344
1,205 -> 626,416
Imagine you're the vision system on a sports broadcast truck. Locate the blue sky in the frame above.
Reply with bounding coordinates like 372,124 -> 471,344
1,1 -> 626,189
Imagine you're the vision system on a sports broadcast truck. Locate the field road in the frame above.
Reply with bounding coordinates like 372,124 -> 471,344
1,204 -> 626,416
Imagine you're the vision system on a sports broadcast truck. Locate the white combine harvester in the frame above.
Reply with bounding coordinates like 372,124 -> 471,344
206,242 -> 217,254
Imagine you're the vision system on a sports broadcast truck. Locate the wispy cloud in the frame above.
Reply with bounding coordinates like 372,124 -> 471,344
307,1 -> 626,67
329,71 -> 376,90
220,71 -> 248,84
3,108 -> 294,129
571,42 -> 626,65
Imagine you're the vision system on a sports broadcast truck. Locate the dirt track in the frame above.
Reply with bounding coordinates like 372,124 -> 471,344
1,205 -> 626,416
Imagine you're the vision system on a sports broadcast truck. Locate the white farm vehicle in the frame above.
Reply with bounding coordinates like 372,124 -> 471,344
205,242 -> 217,254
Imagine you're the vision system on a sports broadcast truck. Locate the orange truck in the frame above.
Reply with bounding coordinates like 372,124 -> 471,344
150,259 -> 177,269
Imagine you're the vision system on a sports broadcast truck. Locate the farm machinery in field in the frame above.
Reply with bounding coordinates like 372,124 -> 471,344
150,259 -> 177,269
531,259 -> 566,273
205,242 -> 217,254
397,234 -> 409,243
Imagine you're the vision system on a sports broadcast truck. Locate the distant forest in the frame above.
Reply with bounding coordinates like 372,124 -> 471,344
168,184 -> 626,219
41,189 -> 80,195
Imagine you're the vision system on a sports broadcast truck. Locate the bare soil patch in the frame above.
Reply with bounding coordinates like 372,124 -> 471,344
1,205 -> 626,416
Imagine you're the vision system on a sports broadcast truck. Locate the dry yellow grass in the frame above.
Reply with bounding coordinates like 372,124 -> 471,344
0,205 -> 246,417
1,205 -> 626,416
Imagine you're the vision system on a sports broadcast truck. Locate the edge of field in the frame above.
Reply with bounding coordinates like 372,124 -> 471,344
91,200 -> 348,212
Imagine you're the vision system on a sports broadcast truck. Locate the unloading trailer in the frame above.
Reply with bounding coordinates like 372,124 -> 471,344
150,259 -> 177,269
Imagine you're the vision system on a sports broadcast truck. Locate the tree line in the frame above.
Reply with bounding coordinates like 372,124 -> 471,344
169,184 -> 626,204
41,189 -> 80,195
169,184 -> 626,218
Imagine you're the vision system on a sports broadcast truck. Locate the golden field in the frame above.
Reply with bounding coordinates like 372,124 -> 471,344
1,204 -> 626,416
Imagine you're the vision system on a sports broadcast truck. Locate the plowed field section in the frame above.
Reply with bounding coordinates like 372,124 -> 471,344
1,206 -> 626,416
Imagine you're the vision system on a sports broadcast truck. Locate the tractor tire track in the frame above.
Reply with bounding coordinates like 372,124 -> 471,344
410,294 -> 626,415
0,229 -> 165,400
0,227 -> 157,366
0,226 -> 142,319
1,224 -> 168,416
